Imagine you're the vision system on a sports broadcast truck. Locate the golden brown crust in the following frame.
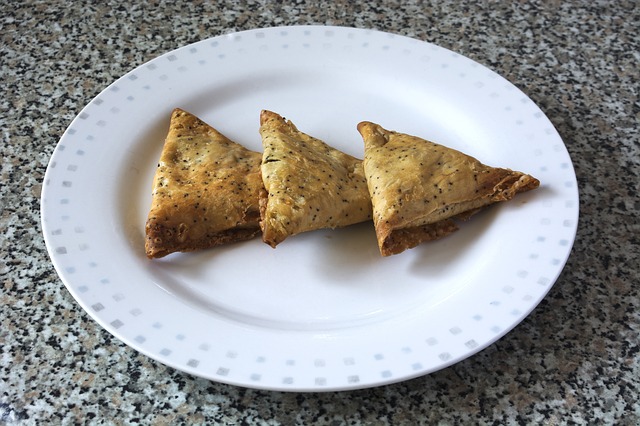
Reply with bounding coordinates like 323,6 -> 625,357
144,108 -> 263,258
258,110 -> 372,247
379,219 -> 459,256
357,121 -> 540,256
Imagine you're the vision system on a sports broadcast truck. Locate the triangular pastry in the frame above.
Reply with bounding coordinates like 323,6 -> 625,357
145,108 -> 263,258
258,110 -> 372,247
357,121 -> 540,256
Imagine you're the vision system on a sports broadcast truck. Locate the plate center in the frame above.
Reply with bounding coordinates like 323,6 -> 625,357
139,215 -> 496,331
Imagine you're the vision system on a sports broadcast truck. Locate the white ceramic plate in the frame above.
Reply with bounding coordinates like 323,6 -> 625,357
41,26 -> 578,391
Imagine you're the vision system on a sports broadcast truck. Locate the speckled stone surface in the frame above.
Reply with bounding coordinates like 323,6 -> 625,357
1,0 -> 638,423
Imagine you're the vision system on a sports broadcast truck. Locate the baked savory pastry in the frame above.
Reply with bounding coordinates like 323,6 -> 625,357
258,110 -> 372,247
145,108 -> 263,258
357,121 -> 540,256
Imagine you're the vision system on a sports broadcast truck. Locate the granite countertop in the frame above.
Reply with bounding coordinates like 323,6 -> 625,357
2,1 -> 638,423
